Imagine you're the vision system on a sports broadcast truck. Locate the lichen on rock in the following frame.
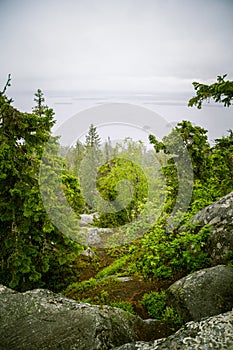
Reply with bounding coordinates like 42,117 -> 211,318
113,310 -> 233,350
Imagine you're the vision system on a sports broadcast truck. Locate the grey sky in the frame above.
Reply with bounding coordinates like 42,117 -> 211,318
1,0 -> 233,94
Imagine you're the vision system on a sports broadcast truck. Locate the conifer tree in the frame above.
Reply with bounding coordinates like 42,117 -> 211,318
188,74 -> 233,109
0,85 -> 81,291
84,123 -> 101,149
79,124 -> 102,211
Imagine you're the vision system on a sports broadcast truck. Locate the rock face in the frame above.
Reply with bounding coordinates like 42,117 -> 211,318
79,213 -> 97,226
0,285 -> 143,350
113,310 -> 233,350
80,246 -> 96,259
167,265 -> 233,322
191,191 -> 233,264
2,282 -> 232,350
79,213 -> 114,247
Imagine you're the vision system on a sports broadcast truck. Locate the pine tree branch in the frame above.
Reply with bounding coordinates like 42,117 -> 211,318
1,74 -> 12,95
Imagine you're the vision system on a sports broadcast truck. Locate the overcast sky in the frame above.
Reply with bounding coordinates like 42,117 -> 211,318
0,0 -> 232,145
1,0 -> 233,94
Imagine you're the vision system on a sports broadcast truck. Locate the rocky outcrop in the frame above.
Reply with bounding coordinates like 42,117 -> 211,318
191,191 -> 233,264
2,283 -> 233,350
79,213 -> 114,247
113,310 -> 233,350
0,285 -> 142,350
167,265 -> 233,322
111,193 -> 233,349
79,213 -> 98,226
80,246 -> 96,259
0,285 -> 168,350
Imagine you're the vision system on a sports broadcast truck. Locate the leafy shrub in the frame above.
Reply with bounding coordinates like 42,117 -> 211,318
109,301 -> 135,314
162,306 -> 183,327
96,255 -> 129,279
142,291 -> 183,327
129,221 -> 211,280
142,291 -> 167,319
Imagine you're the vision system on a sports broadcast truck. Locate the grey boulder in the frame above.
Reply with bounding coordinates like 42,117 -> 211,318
113,309 -> 233,350
167,265 -> 233,322
191,191 -> 233,264
0,285 -> 141,350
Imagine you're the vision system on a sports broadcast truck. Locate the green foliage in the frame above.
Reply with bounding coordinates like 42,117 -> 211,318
64,276 -> 120,305
79,125 -> 102,212
162,306 -> 183,327
62,171 -> 85,214
1,74 -> 12,96
142,291 -> 167,319
210,130 -> 233,197
33,89 -> 46,116
65,276 -> 135,314
99,290 -> 109,304
1,74 -> 233,305
188,74 -> 233,109
96,255 -> 130,279
0,88 -> 82,292
96,156 -> 148,227
93,137 -> 164,232
148,119 -> 233,229
188,181 -> 216,215
149,121 -> 211,211
65,277 -> 98,294
84,123 -> 101,149
142,291 -> 183,326
129,221 -> 211,280
225,251 -> 233,268
65,276 -> 119,294
174,121 -> 211,182
109,301 -> 135,315
62,141 -> 84,175
150,121 -> 210,219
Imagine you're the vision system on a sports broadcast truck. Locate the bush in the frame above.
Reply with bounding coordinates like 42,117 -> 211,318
142,291 -> 167,319
142,291 -> 183,327
109,301 -> 135,315
129,221 -> 211,280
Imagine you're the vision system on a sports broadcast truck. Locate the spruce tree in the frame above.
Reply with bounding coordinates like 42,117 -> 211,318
0,86 -> 81,291
188,74 -> 233,109
79,124 -> 102,211
84,123 -> 101,149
